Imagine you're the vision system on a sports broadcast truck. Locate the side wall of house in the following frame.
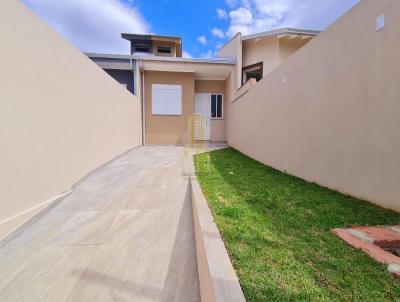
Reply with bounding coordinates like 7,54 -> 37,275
218,35 -> 242,142
242,37 -> 279,78
226,0 -> 400,211
234,35 -> 313,85
278,37 -> 311,63
218,34 -> 242,89
0,0 -> 142,239
195,80 -> 226,142
144,71 -> 195,145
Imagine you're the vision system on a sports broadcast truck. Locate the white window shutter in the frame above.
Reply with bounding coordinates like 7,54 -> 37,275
152,84 -> 182,115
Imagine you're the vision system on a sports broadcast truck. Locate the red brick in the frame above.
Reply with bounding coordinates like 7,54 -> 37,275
352,226 -> 400,244
331,228 -> 400,264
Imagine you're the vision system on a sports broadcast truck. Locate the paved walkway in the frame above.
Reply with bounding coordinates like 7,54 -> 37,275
0,146 -> 200,301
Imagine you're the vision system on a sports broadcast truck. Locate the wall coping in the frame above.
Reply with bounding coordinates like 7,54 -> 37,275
190,175 -> 246,302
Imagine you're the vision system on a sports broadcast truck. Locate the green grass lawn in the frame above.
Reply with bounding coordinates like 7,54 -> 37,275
194,148 -> 400,302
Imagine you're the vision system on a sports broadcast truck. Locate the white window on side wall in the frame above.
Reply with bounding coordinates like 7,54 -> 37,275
195,93 -> 223,120
152,84 -> 182,115
211,94 -> 223,119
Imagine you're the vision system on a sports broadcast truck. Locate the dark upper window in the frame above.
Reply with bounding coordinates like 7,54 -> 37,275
211,94 -> 223,119
242,62 -> 263,85
157,46 -> 172,54
134,43 -> 151,53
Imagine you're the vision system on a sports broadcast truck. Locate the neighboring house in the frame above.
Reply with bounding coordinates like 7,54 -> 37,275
121,33 -> 182,57
218,28 -> 320,89
239,28 -> 320,84
87,34 -> 183,94
87,28 -> 318,145
87,53 -> 136,94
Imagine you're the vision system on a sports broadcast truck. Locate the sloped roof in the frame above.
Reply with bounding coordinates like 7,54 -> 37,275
121,33 -> 181,43
121,33 -> 182,56
241,28 -> 321,41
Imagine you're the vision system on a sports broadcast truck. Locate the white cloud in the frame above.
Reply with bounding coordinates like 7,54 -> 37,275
182,51 -> 193,58
216,8 -> 228,20
226,0 -> 238,9
211,28 -> 225,39
252,0 -> 289,21
197,35 -> 207,45
201,50 -> 213,59
22,0 -> 149,54
225,0 -> 359,38
226,1 -> 285,37
226,6 -> 254,37
229,7 -> 253,25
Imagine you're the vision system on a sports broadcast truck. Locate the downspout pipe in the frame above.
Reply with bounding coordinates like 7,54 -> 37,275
130,58 -> 135,94
139,60 -> 146,146
130,58 -> 144,146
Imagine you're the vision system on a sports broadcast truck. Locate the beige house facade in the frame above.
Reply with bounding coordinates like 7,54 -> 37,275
139,58 -> 234,145
99,28 -> 317,145
143,74 -> 228,145
195,80 -> 226,142
144,71 -> 195,145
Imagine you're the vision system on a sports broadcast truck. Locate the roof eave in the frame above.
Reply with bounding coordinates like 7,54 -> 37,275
85,53 -> 235,65
121,33 -> 182,43
135,56 -> 235,65
241,27 -> 321,41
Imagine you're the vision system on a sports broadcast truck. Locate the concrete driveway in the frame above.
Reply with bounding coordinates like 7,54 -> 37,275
0,146 -> 200,301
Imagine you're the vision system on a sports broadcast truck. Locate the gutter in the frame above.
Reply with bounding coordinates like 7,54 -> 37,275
131,56 -> 235,65
85,52 -> 235,65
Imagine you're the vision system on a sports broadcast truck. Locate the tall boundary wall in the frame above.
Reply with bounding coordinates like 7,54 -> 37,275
0,0 -> 142,238
225,0 -> 400,212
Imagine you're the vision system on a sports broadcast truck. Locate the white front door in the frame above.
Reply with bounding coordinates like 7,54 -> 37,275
195,93 -> 211,140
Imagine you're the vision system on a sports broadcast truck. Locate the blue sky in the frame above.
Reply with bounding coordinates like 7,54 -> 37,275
22,0 -> 359,58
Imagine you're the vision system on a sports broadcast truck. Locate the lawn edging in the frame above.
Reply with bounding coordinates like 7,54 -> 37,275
190,175 -> 246,302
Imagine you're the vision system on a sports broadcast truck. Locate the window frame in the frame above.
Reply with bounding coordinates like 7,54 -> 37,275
242,62 -> 263,85
157,45 -> 172,54
210,93 -> 224,120
134,43 -> 152,53
151,84 -> 182,116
